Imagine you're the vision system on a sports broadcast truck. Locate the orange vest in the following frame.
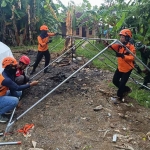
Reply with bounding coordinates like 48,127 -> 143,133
37,32 -> 55,51
111,43 -> 136,73
0,74 -> 8,96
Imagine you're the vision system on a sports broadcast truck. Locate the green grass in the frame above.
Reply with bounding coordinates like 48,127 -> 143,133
11,38 -> 150,107
128,82 -> 150,108
49,36 -> 65,52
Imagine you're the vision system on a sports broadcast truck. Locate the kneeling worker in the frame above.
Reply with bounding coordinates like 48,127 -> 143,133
0,57 -> 38,123
15,55 -> 30,85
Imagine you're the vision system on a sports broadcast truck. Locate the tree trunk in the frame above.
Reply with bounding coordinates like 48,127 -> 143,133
63,10 -> 73,52
11,5 -> 20,45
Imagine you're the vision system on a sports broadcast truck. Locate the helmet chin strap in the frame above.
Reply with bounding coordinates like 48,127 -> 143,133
122,36 -> 130,45
122,41 -> 128,45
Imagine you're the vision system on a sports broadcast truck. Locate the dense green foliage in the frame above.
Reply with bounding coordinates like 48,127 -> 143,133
1,0 -> 150,46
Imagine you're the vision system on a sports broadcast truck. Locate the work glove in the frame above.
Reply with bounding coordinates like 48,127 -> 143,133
116,53 -> 124,58
124,52 -> 130,55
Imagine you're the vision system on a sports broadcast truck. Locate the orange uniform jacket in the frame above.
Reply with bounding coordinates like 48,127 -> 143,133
0,74 -> 8,96
111,43 -> 136,73
37,32 -> 55,51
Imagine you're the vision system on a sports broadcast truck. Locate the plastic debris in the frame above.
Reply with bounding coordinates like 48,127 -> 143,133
18,124 -> 34,137
108,113 -> 111,117
93,105 -> 103,111
112,134 -> 117,142
28,140 -> 44,150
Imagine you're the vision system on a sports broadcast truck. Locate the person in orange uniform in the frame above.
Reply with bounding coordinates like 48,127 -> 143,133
0,57 -> 38,123
109,29 -> 135,104
30,25 -> 58,74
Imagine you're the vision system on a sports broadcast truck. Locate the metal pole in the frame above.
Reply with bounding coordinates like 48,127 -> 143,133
5,40 -> 117,132
86,40 -> 144,80
30,39 -> 85,80
3,107 -> 16,139
0,141 -> 21,146
65,36 -> 117,41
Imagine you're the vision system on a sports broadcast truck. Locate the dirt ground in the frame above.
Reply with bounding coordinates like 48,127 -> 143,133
0,50 -> 150,150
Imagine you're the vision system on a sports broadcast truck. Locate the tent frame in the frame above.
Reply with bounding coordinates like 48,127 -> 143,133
3,36 -> 150,139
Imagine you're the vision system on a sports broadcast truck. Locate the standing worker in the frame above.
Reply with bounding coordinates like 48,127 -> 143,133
15,55 -> 30,85
135,42 -> 150,89
30,25 -> 58,74
0,57 -> 38,123
105,29 -> 136,104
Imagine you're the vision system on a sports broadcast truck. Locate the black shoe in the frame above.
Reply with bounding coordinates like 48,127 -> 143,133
0,115 -> 9,123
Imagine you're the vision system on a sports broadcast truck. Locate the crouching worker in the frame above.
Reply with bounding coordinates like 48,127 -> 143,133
0,57 -> 38,123
15,55 -> 30,85
106,29 -> 135,104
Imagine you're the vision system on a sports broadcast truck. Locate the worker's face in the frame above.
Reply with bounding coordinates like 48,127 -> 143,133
12,65 -> 17,70
120,35 -> 126,43
18,62 -> 27,70
8,65 -> 17,75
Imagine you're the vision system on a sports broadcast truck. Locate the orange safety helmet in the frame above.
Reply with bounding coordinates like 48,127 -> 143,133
40,25 -> 49,31
2,57 -> 18,68
19,55 -> 30,65
119,29 -> 132,38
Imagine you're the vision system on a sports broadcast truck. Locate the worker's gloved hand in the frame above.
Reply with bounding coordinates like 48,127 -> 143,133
30,81 -> 38,86
116,53 -> 124,58
124,52 -> 130,55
